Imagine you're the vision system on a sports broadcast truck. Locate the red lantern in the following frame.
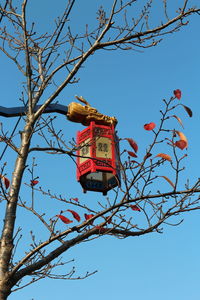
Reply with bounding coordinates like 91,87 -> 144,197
76,121 -> 120,195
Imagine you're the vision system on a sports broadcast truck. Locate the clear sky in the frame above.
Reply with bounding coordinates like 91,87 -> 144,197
0,1 -> 200,300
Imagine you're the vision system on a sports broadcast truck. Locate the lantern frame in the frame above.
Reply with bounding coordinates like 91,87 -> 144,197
76,121 -> 120,195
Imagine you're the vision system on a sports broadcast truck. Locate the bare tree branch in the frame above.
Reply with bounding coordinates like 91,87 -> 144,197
0,1 -> 199,298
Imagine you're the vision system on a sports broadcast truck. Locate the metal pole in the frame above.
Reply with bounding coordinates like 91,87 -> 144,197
0,104 -> 68,118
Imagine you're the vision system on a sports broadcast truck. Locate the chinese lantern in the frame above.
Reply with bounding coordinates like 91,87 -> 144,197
76,121 -> 120,195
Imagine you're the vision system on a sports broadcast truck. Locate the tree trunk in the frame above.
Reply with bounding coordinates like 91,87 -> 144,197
0,119 -> 34,298
0,279 -> 12,300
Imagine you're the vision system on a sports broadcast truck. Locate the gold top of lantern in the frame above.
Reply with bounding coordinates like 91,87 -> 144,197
67,96 -> 118,127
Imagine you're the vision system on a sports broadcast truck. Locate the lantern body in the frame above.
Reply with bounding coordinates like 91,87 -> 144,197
76,122 -> 120,195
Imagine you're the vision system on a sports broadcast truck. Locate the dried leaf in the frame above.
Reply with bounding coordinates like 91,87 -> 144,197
70,197 -> 79,202
84,214 -> 94,224
173,89 -> 182,100
175,140 -> 187,150
67,209 -> 81,222
127,151 -> 137,158
172,115 -> 184,128
175,131 -> 188,148
144,122 -> 156,131
130,205 -> 141,211
56,215 -> 73,224
159,176 -> 175,189
0,175 -> 10,189
156,153 -> 172,162
105,216 -> 112,224
181,104 -> 193,117
144,152 -> 152,160
30,180 -> 39,186
129,161 -> 141,169
126,138 -> 138,153
3,177 -> 10,189
95,226 -> 108,234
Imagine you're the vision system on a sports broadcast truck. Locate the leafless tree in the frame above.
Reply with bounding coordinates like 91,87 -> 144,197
0,0 -> 199,299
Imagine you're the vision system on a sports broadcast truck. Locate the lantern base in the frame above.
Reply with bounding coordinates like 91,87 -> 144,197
83,189 -> 108,196
79,171 -> 120,195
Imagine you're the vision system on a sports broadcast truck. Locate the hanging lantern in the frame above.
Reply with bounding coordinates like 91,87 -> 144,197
76,121 -> 121,195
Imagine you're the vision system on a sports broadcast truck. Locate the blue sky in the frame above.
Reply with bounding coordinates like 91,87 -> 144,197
0,1 -> 200,299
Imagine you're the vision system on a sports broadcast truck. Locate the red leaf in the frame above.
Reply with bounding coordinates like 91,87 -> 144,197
70,197 -> 79,202
3,177 -> 10,189
127,151 -> 137,158
105,217 -> 112,224
0,175 -> 10,189
84,214 -> 94,224
173,89 -> 182,100
126,138 -> 138,153
30,180 -> 39,186
130,205 -> 141,211
95,226 -> 108,234
67,209 -> 81,222
56,214 -> 73,224
144,122 -> 156,131
175,140 -> 187,150
144,152 -> 152,160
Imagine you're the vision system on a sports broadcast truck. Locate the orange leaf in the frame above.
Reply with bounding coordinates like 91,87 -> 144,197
126,138 -> 138,153
172,115 -> 184,128
144,122 -> 156,131
181,104 -> 193,117
67,209 -> 81,222
127,151 -> 137,158
156,153 -> 172,162
56,215 -> 73,224
159,176 -> 175,189
175,131 -> 188,148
